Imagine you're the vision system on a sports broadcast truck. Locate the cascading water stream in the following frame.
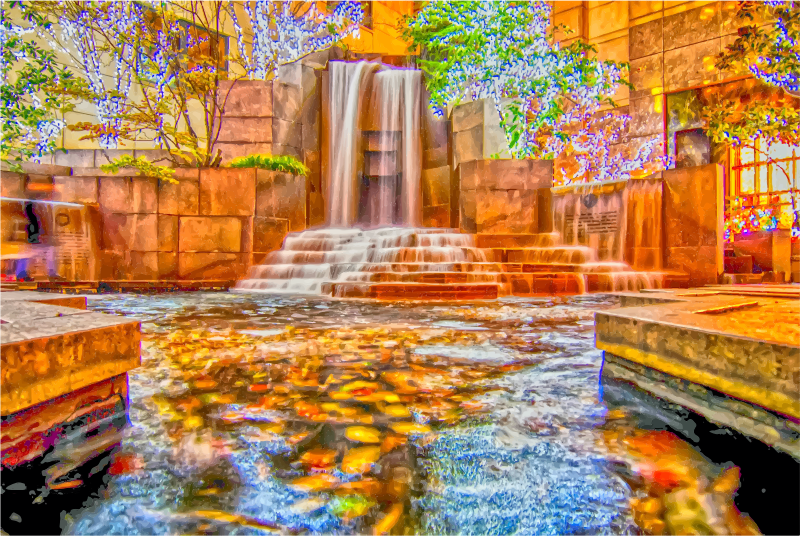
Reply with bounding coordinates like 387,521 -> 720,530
235,61 -> 663,297
235,61 -> 488,296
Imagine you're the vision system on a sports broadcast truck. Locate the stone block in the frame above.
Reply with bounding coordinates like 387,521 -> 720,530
102,213 -> 158,251
453,125 -> 483,167
216,143 -> 274,166
459,190 -> 478,234
663,4 -> 721,51
218,80 -> 273,117
588,1 -> 629,39
424,146 -> 448,169
460,159 -> 553,191
629,18 -> 663,60
53,176 -> 97,204
158,177 -> 200,216
273,81 -> 302,122
271,144 -> 302,159
301,92 -> 321,151
158,215 -> 178,252
199,168 -> 256,216
422,166 -> 451,207
256,170 -> 306,231
665,245 -> 721,286
217,117 -> 273,143
365,151 -> 398,176
629,95 -> 663,137
273,118 -> 303,148
630,1 -> 663,20
54,149 -> 95,168
630,54 -> 664,98
451,100 -> 484,132
664,164 -> 723,282
178,252 -> 248,280
484,124 -> 512,159
128,251 -> 159,279
277,62 -> 302,86
158,252 -> 178,279
1,172 -> 25,198
239,214 -> 254,253
423,204 -> 450,228
98,177 -> 131,213
131,177 -> 158,213
179,216 -> 242,252
475,189 -> 537,234
253,217 -> 289,253
364,131 -> 400,152
664,38 -> 721,91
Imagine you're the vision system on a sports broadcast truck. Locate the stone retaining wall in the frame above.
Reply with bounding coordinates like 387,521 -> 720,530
1,164 -> 306,281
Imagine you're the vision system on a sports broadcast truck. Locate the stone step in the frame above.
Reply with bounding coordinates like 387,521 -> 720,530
476,233 -> 561,248
329,282 -> 500,300
338,271 -> 501,284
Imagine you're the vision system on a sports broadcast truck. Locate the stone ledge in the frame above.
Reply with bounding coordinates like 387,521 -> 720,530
603,353 -> 799,459
0,294 -> 140,415
595,291 -> 800,421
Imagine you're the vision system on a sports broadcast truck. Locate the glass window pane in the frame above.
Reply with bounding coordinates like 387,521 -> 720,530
740,146 -> 755,165
767,141 -> 795,161
740,166 -> 755,194
772,162 -> 791,191
758,165 -> 769,193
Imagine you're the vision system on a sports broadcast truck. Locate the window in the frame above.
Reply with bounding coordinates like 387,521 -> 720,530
733,140 -> 797,194
729,139 -> 799,235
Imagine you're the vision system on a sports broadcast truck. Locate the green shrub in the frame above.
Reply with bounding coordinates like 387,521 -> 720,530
227,154 -> 309,176
100,155 -> 177,183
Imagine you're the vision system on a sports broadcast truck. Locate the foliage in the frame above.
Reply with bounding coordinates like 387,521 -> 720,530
554,114 -> 671,185
36,0 -> 363,170
703,0 -> 799,235
227,154 -> 309,176
0,0 -> 78,169
705,1 -> 800,150
99,155 -> 177,183
403,1 -> 629,159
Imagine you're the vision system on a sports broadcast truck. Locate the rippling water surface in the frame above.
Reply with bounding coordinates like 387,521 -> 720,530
20,293 -> 764,535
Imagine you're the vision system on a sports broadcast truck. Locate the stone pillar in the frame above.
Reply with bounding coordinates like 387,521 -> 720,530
663,163 -> 724,286
458,159 -> 553,235
216,80 -> 275,163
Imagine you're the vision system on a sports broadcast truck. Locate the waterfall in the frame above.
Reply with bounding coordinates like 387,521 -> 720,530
327,61 -> 422,228
327,61 -> 378,227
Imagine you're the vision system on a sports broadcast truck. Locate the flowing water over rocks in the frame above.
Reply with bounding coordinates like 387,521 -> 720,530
28,293 -> 761,535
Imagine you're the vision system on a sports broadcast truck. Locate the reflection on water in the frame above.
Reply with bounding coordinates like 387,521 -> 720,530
4,293 -> 766,535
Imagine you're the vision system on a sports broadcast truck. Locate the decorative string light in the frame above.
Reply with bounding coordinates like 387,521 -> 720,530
552,113 -> 672,186
410,1 -> 626,160
229,1 -> 363,80
44,0 -> 363,152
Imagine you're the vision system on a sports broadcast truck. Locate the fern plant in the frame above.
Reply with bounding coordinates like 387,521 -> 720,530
227,154 -> 309,176
100,155 -> 177,183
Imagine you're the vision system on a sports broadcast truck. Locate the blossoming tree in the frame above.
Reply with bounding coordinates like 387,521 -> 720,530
1,0 -> 78,169
36,0 -> 363,174
404,0 -> 669,185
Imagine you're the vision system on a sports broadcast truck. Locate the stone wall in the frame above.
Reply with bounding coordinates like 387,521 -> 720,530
663,163 -> 724,285
458,159 -> 553,235
2,164 -> 305,281
420,88 -> 452,228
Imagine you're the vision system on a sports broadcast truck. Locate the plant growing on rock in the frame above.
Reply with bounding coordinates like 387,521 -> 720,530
37,0 -> 363,175
0,0 -> 78,169
228,154 -> 309,176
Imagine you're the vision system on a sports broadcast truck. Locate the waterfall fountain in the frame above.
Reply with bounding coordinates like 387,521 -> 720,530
235,61 -> 674,299
236,61 -> 499,298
